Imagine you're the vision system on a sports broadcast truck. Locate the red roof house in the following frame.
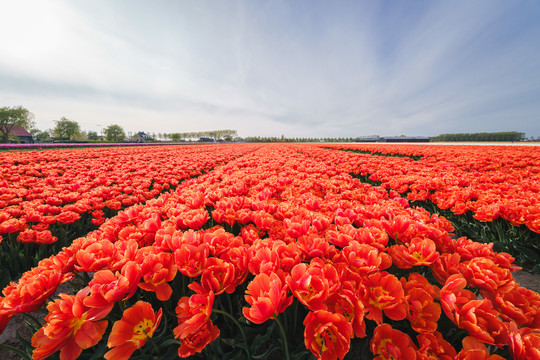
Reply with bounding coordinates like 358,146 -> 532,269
1,125 -> 34,143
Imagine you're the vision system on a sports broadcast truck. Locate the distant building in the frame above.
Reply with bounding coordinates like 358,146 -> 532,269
135,132 -> 151,142
355,136 -> 381,142
378,136 -> 430,143
198,137 -> 216,142
2,125 -> 33,143
137,131 -> 151,140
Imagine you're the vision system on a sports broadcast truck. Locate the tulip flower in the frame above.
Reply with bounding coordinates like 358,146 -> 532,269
304,310 -> 353,360
104,301 -> 162,360
31,289 -> 109,360
243,272 -> 292,324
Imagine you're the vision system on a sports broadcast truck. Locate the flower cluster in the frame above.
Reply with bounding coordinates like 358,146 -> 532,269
0,143 -> 539,360
322,143 -> 540,233
0,144 -> 254,245
0,144 -> 258,289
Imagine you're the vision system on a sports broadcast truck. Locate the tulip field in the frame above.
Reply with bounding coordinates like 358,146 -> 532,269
0,143 -> 539,359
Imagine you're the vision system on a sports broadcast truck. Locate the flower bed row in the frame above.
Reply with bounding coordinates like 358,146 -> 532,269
308,144 -> 540,269
321,143 -> 540,232
0,143 -> 538,359
0,144 -> 257,287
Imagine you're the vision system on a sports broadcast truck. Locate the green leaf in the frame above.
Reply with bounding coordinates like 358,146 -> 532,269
514,245 -> 540,263
252,344 -> 280,359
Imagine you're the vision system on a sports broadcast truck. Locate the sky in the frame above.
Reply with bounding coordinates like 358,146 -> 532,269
1,0 -> 539,139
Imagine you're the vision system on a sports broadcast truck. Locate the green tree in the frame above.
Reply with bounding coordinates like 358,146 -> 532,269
34,130 -> 52,142
104,124 -> 126,142
0,106 -> 35,143
53,117 -> 80,140
87,131 -> 99,140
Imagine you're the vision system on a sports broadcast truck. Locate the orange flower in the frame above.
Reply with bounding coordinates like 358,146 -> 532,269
401,273 -> 441,333
286,259 -> 339,311
416,331 -> 456,360
0,268 -> 72,332
284,216 -> 311,238
202,226 -> 241,256
1,268 -> 71,314
326,282 -> 366,338
404,287 -> 441,333
401,272 -> 440,299
84,262 -> 141,315
326,228 -> 354,247
311,213 -> 331,232
454,336 -> 506,360
75,239 -> 117,272
430,252 -> 462,285
138,212 -> 162,246
507,322 -> 540,360
370,323 -> 418,360
440,274 -> 477,325
31,288 -> 109,360
251,210 -> 275,231
388,237 -> 439,269
175,208 -> 208,230
303,310 -> 353,360
0,218 -> 27,233
454,237 -> 516,270
460,257 -> 515,295
361,272 -> 407,324
177,319 -> 220,358
111,239 -> 139,272
457,300 -> 509,347
17,229 -> 58,244
104,301 -> 162,360
56,210 -> 81,225
274,241 -> 302,272
211,207 -> 237,226
154,223 -> 181,251
138,251 -> 177,301
247,244 -> 281,275
340,241 -> 391,276
381,215 -> 411,242
441,274 -> 508,346
491,284 -> 540,329
199,257 -> 246,295
296,233 -> 334,260
174,242 -> 209,277
174,284 -> 214,340
352,226 -> 389,251
243,272 -> 292,324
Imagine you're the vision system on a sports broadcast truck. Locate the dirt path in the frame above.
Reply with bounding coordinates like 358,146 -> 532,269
513,270 -> 540,293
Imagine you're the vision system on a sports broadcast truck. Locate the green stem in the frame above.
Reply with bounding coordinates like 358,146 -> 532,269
226,293 -> 234,315
0,344 -> 32,360
292,300 -> 298,336
212,309 -> 251,359
148,336 -> 160,354
275,315 -> 291,360
23,313 -> 43,330
118,300 -> 127,313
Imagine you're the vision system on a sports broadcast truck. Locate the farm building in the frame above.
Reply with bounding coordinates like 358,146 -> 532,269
378,136 -> 430,143
2,125 -> 34,143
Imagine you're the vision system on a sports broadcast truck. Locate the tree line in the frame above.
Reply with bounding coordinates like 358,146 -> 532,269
0,106 -> 128,143
168,130 -> 238,142
1,106 -> 240,144
34,118 -> 127,143
431,132 -> 525,142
